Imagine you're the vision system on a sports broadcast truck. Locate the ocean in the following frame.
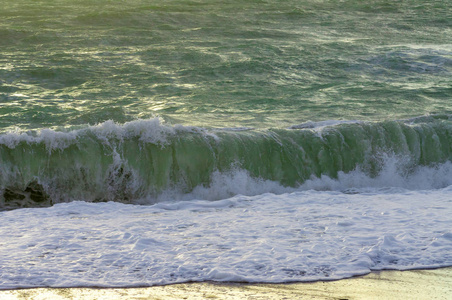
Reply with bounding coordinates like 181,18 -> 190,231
1,0 -> 452,288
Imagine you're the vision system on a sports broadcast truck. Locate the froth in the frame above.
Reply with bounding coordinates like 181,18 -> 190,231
150,169 -> 295,204
140,155 -> 452,205
300,153 -> 452,192
0,118 -> 177,150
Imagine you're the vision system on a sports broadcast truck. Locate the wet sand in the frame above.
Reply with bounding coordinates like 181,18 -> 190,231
1,267 -> 451,299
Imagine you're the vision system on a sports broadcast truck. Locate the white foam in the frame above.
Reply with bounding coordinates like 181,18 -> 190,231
1,187 -> 451,288
0,118 -> 187,151
88,118 -> 177,145
139,154 -> 452,206
150,169 -> 294,204
0,118 -> 225,153
300,154 -> 452,192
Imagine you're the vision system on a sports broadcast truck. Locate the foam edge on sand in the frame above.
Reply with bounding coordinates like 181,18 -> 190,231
1,267 -> 451,300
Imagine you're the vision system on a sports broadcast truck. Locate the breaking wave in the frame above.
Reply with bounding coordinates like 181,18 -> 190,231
1,114 -> 452,209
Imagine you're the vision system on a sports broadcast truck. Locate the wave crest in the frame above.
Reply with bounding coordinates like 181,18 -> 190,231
1,116 -> 452,209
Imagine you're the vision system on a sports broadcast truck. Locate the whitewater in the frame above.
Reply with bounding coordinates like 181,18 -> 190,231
1,170 -> 452,288
1,118 -> 452,288
1,0 -> 452,289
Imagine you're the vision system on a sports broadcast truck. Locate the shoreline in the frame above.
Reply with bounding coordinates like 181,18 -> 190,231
1,267 -> 451,299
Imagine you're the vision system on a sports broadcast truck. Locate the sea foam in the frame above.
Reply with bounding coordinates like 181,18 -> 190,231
1,186 -> 451,288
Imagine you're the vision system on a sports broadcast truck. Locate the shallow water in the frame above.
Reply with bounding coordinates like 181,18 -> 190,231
2,187 -> 452,288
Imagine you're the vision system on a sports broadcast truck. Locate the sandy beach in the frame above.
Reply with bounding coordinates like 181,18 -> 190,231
1,267 -> 450,299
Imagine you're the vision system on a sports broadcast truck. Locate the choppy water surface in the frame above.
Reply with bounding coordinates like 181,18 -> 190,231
1,0 -> 451,130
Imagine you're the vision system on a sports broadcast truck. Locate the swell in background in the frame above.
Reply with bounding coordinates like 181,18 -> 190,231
1,0 -> 451,130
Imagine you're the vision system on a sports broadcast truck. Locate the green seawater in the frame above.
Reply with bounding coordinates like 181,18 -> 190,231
1,0 -> 452,209
2,117 -> 452,208
1,0 -> 451,131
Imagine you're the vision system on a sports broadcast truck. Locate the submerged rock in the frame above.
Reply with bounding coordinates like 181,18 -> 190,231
2,181 -> 52,210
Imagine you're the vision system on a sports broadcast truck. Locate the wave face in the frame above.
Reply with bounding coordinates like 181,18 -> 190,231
1,115 -> 451,209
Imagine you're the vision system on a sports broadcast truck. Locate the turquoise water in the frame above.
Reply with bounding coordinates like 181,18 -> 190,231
1,0 -> 452,208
